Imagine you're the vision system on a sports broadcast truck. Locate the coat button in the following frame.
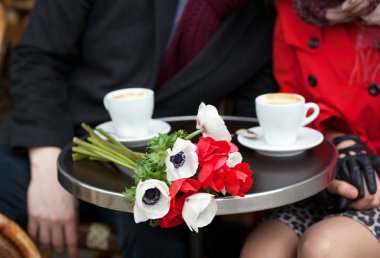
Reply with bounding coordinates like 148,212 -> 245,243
368,83 -> 380,96
308,75 -> 317,87
308,37 -> 320,49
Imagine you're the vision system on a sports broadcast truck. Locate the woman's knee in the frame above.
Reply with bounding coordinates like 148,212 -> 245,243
241,220 -> 299,258
297,227 -> 334,258
297,216 -> 377,258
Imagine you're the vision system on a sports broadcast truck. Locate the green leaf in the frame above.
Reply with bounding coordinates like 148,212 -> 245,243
122,186 -> 136,205
149,220 -> 159,228
134,152 -> 168,183
147,130 -> 188,153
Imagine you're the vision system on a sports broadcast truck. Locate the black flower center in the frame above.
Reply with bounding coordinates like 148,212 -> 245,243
170,151 -> 186,168
142,187 -> 160,205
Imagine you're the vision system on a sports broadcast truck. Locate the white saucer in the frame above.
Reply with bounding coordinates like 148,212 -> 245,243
237,126 -> 324,157
96,119 -> 171,147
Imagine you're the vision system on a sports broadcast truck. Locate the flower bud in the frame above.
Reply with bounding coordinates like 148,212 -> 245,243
182,193 -> 217,232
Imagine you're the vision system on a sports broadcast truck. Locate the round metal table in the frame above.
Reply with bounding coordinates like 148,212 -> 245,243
58,116 -> 337,216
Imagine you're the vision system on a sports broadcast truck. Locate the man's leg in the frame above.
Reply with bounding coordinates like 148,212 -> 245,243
0,146 -> 29,229
99,208 -> 189,258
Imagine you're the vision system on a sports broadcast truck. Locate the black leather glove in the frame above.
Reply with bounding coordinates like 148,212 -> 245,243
315,134 -> 380,211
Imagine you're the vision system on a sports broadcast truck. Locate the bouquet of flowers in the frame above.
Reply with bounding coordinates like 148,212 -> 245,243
72,103 -> 253,232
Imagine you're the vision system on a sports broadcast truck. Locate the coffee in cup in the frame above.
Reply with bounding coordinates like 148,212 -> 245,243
263,93 -> 301,105
255,93 -> 320,146
103,88 -> 154,138
112,91 -> 150,100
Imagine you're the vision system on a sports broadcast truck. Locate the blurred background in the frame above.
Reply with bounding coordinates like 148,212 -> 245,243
0,0 -> 32,124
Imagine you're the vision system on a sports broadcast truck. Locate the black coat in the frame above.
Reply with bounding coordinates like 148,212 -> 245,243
0,0 -> 277,148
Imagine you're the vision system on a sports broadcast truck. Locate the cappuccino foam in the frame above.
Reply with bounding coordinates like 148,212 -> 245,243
264,93 -> 301,105
112,91 -> 149,100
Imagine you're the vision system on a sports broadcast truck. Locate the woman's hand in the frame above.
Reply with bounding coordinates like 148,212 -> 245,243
333,135 -> 380,198
341,0 -> 376,17
320,134 -> 380,210
325,0 -> 379,24
362,3 -> 380,25
28,147 -> 78,258
325,5 -> 358,25
327,175 -> 380,210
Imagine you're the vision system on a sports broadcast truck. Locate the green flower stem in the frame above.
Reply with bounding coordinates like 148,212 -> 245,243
75,142 -> 136,167
73,134 -> 130,164
185,129 -> 203,140
96,127 -> 143,160
73,137 -> 136,169
73,152 -> 108,162
72,146 -> 136,170
89,156 -> 108,162
72,152 -> 87,161
72,146 -> 101,159
87,136 -> 138,163
81,123 -> 142,161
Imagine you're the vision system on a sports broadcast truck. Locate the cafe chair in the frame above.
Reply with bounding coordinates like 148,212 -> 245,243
0,0 -> 13,123
41,221 -> 121,258
0,212 -> 121,258
0,0 -> 7,70
78,221 -> 121,258
0,212 -> 41,258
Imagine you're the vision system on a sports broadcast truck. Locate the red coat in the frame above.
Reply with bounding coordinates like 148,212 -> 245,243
274,0 -> 380,154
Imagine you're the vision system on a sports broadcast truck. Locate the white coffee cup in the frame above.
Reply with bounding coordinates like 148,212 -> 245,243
255,93 -> 320,146
103,88 -> 154,138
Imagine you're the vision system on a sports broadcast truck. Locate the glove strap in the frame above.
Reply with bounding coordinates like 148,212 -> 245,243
333,134 -> 372,158
332,134 -> 361,146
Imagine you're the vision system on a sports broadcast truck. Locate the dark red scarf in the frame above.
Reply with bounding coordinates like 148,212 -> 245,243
292,0 -> 380,25
156,0 -> 246,88
291,0 -> 380,87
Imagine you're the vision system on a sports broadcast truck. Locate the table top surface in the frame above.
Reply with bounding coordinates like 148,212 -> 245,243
58,116 -> 337,215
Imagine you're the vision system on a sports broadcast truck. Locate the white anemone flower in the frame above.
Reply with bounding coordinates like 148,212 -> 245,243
182,193 -> 217,233
165,138 -> 198,182
196,102 -> 231,141
133,179 -> 170,223
226,152 -> 242,167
